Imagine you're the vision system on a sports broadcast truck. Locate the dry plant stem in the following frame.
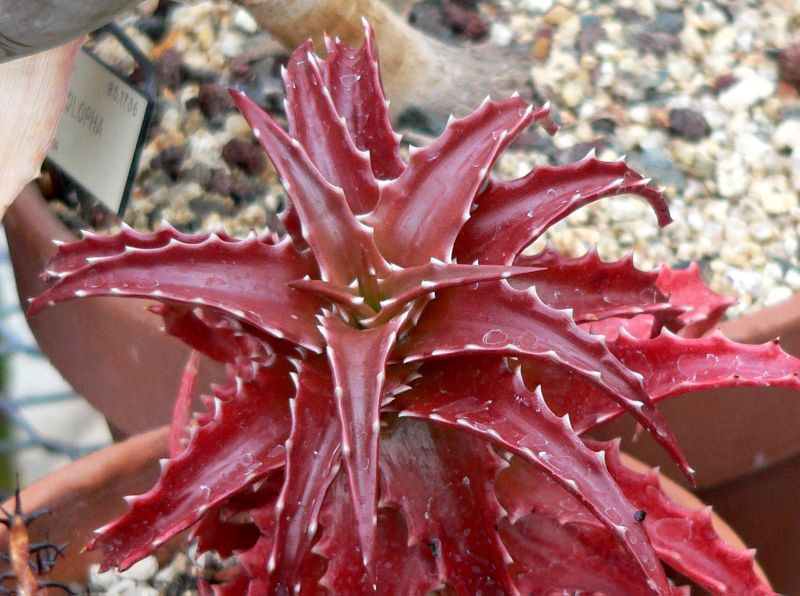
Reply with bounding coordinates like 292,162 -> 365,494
241,0 -> 537,120
0,40 -> 81,220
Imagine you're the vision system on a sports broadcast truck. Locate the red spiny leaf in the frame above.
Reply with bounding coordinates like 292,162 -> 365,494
499,515 -> 663,595
495,455 -> 600,526
87,362 -> 293,570
321,316 -> 402,575
513,247 -> 681,325
284,41 -> 379,214
364,261 -> 541,326
315,475 -> 440,594
380,420 -> 517,593
169,350 -> 200,457
598,441 -> 772,594
240,533 -> 328,596
268,358 -> 341,592
455,155 -> 671,265
575,330 -> 800,433
365,98 -> 551,267
288,278 -> 375,318
193,476 -> 282,558
583,313 -> 660,341
657,263 -> 735,337
44,222 -> 241,280
615,330 -> 800,398
321,22 -> 405,181
398,357 -> 670,593
520,357 -> 620,432
231,90 -> 388,285
152,306 -> 249,364
236,537 -> 272,595
396,282 -> 693,481
30,236 -> 325,352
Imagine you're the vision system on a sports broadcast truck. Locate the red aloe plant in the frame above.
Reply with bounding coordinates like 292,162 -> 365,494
29,23 -> 796,594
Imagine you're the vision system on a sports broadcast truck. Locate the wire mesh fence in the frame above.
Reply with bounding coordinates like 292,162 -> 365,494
0,234 -> 110,498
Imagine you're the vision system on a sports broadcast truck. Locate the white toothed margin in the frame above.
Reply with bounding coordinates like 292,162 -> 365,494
93,521 -> 116,535
268,553 -> 277,574
583,147 -> 597,161
521,447 -> 540,463
430,348 -> 454,357
158,458 -> 170,473
74,290 -> 88,298
563,479 -> 579,492
628,400 -> 645,412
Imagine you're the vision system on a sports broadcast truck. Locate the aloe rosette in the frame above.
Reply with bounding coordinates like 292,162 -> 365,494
30,23 -> 796,594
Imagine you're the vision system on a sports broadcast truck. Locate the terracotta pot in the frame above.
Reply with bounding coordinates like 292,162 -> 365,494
0,438 -> 765,591
0,427 -> 170,586
3,182 -> 226,437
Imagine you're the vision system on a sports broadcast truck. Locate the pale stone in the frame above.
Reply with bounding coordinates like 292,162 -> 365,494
718,73 -> 776,110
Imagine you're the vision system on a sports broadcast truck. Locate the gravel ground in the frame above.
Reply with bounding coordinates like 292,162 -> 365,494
66,0 -> 800,320
33,0 -> 796,589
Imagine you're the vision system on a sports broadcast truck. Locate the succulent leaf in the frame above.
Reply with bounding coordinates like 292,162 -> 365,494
320,23 -> 405,181
513,246 -> 682,325
574,330 -> 800,433
152,306 -> 252,364
315,475 -> 440,594
397,356 -> 670,593
499,513 -> 669,595
364,98 -> 552,267
284,41 -> 380,215
31,234 -> 325,351
268,358 -> 341,592
598,440 -> 771,594
656,262 -> 736,337
87,362 -> 293,570
455,155 -> 671,265
232,90 -> 388,286
44,221 -> 240,280
168,350 -> 200,457
366,261 -> 542,325
380,420 -> 517,593
396,281 -> 694,481
321,315 -> 403,575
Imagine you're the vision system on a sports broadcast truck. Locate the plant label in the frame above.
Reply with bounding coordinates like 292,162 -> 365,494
48,49 -> 153,215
